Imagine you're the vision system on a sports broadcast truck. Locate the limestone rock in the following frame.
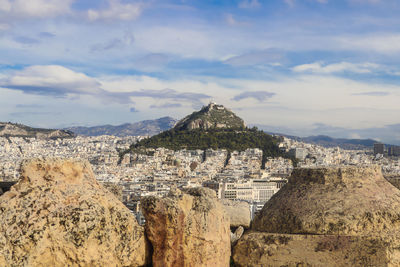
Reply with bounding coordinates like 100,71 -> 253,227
231,226 -> 244,245
252,166 -> 400,236
0,158 -> 149,266
233,166 -> 400,266
233,232 -> 397,267
142,187 -> 231,267
220,199 -> 251,228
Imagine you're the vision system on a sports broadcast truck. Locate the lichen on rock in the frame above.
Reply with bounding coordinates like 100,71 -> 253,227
0,158 -> 149,267
141,187 -> 231,267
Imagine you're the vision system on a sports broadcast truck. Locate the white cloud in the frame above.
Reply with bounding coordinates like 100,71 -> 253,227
1,65 -> 101,95
0,0 -> 73,18
292,62 -> 380,74
337,34 -> 400,53
88,0 -> 142,21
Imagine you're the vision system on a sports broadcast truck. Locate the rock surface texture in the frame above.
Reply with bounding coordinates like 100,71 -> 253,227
220,199 -> 251,228
142,187 -> 231,267
0,158 -> 149,267
234,166 -> 400,266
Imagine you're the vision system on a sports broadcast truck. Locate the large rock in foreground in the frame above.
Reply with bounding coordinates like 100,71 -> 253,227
252,166 -> 400,236
142,187 -> 231,267
0,158 -> 149,267
233,166 -> 400,266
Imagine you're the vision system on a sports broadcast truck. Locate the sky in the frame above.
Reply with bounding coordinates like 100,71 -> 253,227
1,0 -> 400,144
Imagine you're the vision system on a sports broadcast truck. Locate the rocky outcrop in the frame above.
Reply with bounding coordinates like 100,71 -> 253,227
174,103 -> 245,131
141,187 -> 231,267
0,158 -> 149,267
233,166 -> 400,266
220,199 -> 251,228
252,166 -> 400,236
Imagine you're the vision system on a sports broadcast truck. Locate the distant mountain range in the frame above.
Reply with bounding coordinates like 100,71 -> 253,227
263,131 -> 377,150
0,122 -> 74,139
0,116 -> 383,150
64,117 -> 178,137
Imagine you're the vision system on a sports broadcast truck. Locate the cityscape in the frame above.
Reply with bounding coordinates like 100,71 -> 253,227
2,0 -> 400,266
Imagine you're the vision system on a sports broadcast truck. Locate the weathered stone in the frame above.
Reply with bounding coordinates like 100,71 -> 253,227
231,226 -> 244,245
233,166 -> 400,266
252,166 -> 400,236
101,182 -> 123,202
233,232 -> 399,267
220,199 -> 251,228
142,187 -> 231,267
0,158 -> 149,267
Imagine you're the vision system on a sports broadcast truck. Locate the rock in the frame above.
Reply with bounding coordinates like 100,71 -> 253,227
233,232 -> 397,267
101,182 -> 123,202
220,199 -> 251,228
142,187 -> 231,267
231,226 -> 244,245
252,166 -> 400,236
0,158 -> 149,266
233,166 -> 400,266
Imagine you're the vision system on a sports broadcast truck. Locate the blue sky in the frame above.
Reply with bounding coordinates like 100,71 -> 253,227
1,0 -> 400,144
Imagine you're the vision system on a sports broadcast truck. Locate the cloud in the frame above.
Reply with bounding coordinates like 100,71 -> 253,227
0,65 -> 101,96
13,36 -> 40,44
224,49 -> 284,66
133,53 -> 170,72
292,62 -> 380,74
91,31 -> 135,52
238,0 -> 261,9
15,104 -> 44,108
225,14 -> 248,26
283,0 -> 296,7
130,107 -> 139,112
0,0 -> 73,18
127,88 -> 211,106
88,0 -> 143,21
352,91 -> 390,96
336,34 -> 400,54
232,91 -> 275,102
38,32 -> 55,38
150,103 -> 182,109
9,111 -> 61,117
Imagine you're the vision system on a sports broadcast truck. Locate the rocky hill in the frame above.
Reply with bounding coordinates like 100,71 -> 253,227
0,122 -> 74,139
65,116 -> 177,137
127,103 -> 294,168
174,103 -> 245,131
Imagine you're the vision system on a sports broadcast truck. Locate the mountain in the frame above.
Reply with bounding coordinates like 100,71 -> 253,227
301,135 -> 377,150
127,103 -> 294,168
173,102 -> 245,131
0,122 -> 74,139
65,117 -> 177,137
260,129 -> 378,150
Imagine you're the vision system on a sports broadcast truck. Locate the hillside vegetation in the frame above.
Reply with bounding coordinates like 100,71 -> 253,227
128,127 -> 295,168
124,103 -> 295,168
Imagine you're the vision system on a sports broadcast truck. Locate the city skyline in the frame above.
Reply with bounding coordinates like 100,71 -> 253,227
1,0 -> 400,144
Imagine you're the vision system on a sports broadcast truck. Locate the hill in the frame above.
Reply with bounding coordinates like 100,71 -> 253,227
127,103 -> 294,168
173,102 -> 245,131
65,117 -> 177,137
0,122 -> 74,139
